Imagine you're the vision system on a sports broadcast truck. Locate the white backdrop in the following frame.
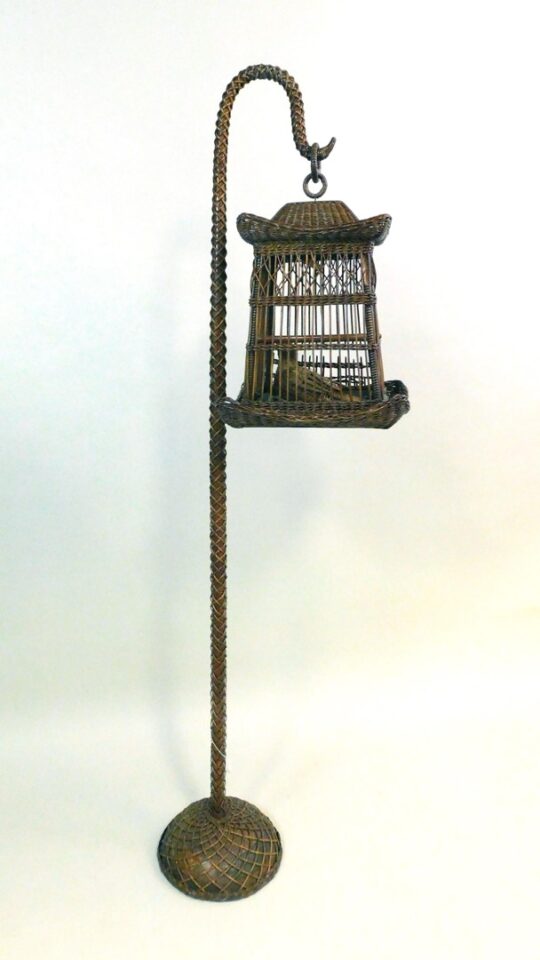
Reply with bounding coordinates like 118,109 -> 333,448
2,1 -> 539,957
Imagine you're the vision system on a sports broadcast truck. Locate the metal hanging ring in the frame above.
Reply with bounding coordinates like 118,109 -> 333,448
303,172 -> 327,199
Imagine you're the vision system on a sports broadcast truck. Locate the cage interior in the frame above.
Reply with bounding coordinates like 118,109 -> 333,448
243,245 -> 385,405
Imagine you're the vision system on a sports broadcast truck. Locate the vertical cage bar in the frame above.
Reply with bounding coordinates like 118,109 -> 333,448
360,244 -> 383,400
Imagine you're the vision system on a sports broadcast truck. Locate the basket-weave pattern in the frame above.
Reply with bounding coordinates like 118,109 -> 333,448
158,797 -> 282,901
158,67 -> 329,903
275,200 -> 357,228
234,198 -> 408,423
218,380 -> 409,429
208,65 -> 334,813
158,64 -> 407,903
238,203 -> 391,245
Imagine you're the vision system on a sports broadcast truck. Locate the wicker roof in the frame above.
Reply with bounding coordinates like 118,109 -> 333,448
237,201 -> 391,246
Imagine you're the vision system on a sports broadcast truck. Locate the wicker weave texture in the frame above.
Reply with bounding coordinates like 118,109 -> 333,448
157,65 -> 409,903
158,64 -> 334,900
237,205 -> 391,245
275,200 -> 357,228
209,65 -> 335,813
218,380 -> 409,429
158,65 -> 326,904
158,797 -> 282,901
238,225 -> 394,408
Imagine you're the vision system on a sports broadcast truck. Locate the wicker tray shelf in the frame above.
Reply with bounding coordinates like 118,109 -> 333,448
217,379 -> 409,429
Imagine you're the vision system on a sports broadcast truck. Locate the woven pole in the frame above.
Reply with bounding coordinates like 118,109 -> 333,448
209,65 -> 335,814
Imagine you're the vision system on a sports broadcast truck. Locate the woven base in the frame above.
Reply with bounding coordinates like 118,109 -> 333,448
157,797 -> 282,901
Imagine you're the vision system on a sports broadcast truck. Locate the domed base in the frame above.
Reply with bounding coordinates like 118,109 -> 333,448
157,797 -> 282,901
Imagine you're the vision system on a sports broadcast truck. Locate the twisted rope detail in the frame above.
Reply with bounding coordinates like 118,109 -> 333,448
209,66 -> 335,813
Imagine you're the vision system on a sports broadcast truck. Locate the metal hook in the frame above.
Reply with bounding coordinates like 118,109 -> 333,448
315,136 -> 336,161
310,142 -> 320,183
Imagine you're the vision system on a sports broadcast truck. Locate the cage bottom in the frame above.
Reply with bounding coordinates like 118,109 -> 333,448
217,380 -> 409,429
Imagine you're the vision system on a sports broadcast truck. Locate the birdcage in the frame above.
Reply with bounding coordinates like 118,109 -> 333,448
217,199 -> 409,429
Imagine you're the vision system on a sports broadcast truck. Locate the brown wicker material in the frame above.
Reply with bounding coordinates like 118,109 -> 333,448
218,380 -> 409,428
158,798 -> 282,902
229,199 -> 408,428
157,65 -> 334,902
238,202 -> 391,245
157,65 -> 409,903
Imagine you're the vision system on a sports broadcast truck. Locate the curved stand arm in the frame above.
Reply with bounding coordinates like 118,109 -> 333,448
209,66 -> 335,813
210,65 -> 335,405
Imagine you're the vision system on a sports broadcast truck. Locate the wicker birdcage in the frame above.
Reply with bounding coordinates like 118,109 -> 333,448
218,199 -> 409,429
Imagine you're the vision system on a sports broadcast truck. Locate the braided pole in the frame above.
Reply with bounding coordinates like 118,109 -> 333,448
209,65 -> 335,814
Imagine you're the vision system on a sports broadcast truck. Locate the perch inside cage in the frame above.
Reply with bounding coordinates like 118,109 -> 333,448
218,200 -> 409,429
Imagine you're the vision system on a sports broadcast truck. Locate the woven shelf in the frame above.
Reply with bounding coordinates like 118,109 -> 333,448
217,380 -> 409,429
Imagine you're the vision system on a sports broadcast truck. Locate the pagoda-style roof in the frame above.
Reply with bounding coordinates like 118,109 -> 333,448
237,201 -> 391,246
